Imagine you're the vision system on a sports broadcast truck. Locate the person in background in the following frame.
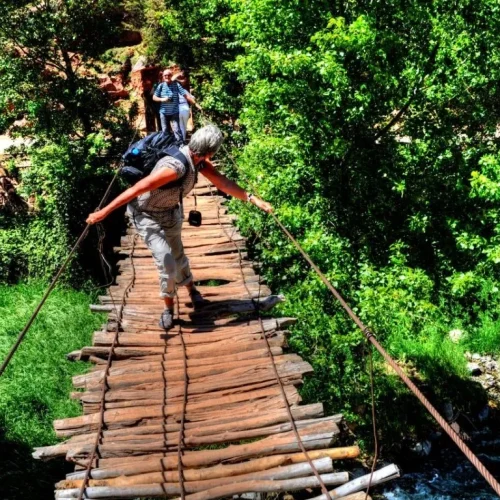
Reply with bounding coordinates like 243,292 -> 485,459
151,70 -> 163,131
153,69 -> 201,141
86,125 -> 272,331
173,70 -> 192,142
143,78 -> 157,133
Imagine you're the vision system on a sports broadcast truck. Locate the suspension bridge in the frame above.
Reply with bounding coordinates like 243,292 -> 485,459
32,181 -> 400,499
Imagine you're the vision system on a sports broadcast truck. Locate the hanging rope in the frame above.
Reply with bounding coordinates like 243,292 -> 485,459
76,233 -> 138,500
365,345 -> 379,500
175,292 -> 188,500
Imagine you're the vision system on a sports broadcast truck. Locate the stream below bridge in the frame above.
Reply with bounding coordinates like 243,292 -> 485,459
382,447 -> 500,499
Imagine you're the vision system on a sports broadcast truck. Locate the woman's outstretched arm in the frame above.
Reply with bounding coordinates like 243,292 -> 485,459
86,168 -> 178,224
200,160 -> 273,213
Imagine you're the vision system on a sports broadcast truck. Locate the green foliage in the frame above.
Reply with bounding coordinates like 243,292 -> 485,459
1,0 -> 500,465
0,134 -> 125,284
0,282 -> 103,499
137,0 -> 242,125
0,282 -> 103,446
121,0 -> 500,447
0,0 -> 125,138
214,0 -> 500,446
0,1 -> 132,284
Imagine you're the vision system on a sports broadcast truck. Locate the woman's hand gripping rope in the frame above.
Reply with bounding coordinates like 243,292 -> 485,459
86,209 -> 109,225
249,194 -> 273,213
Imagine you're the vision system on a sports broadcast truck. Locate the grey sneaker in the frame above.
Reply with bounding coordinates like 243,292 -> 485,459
159,309 -> 174,330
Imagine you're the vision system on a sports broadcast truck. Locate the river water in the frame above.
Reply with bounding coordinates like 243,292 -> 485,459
382,453 -> 500,500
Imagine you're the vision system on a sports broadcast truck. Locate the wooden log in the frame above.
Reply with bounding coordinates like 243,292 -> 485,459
73,353 -> 301,388
71,356 -> 310,394
336,494 -> 371,500
68,393 -> 295,432
92,327 -> 280,346
60,422 -> 336,470
97,285 -> 272,303
94,318 -> 297,343
91,328 -> 286,349
37,414 -> 337,460
308,464 -> 401,500
54,402 -> 324,438
57,456 -> 335,489
68,345 -> 283,362
118,240 -> 246,256
69,413 -> 341,445
77,341 -> 290,376
106,313 -> 281,330
53,405 -> 329,453
90,304 -> 119,313
80,345 -> 291,373
80,394 -> 301,429
44,415 -> 339,460
106,294 -> 284,318
55,473 -> 349,498
89,345 -> 283,367
77,381 -> 299,410
72,364 -> 304,407
88,335 -> 286,360
79,384 -> 301,415
65,446 -> 359,481
92,316 -> 296,342
173,473 -> 351,500
116,266 -> 255,281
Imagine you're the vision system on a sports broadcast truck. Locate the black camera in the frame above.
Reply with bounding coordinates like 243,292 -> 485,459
188,210 -> 202,227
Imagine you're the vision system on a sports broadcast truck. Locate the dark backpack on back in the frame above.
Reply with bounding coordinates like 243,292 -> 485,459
121,131 -> 188,185
121,131 -> 203,226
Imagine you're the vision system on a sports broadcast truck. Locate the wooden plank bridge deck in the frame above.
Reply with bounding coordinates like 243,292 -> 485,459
33,181 -> 398,499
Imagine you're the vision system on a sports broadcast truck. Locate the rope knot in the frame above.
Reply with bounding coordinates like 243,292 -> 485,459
363,327 -> 375,341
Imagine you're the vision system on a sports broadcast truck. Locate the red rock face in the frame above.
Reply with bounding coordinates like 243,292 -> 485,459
99,75 -> 130,101
130,67 -> 161,93
107,89 -> 129,100
99,77 -> 117,92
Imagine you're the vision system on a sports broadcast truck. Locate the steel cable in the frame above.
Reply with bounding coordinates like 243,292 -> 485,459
269,205 -> 500,498
196,108 -> 500,497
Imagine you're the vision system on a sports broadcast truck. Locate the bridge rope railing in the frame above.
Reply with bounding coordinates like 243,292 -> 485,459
76,233 -> 139,500
205,180 -> 334,499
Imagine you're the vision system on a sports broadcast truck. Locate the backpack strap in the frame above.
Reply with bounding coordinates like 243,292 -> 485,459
155,82 -> 165,96
165,146 -> 189,170
160,147 -> 197,204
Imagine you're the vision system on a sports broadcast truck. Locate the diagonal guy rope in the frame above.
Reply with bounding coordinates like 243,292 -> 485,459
197,108 -> 500,498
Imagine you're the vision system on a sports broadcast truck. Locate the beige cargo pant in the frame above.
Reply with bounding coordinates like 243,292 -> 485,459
127,203 -> 193,298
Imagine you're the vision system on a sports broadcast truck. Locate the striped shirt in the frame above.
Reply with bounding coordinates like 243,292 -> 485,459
154,82 -> 190,116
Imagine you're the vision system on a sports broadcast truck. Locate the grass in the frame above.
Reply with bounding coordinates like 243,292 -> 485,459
0,281 -> 103,499
464,313 -> 500,355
